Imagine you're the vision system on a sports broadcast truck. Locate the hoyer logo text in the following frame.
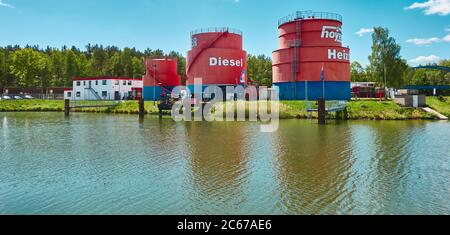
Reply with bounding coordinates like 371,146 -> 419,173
321,26 -> 342,43
209,57 -> 243,67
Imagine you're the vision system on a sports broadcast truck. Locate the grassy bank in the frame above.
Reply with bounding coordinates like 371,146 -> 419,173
0,100 -> 159,114
426,96 -> 450,117
70,100 -> 159,114
0,99 -> 446,120
346,100 -> 433,120
0,100 -> 64,112
281,100 -> 434,120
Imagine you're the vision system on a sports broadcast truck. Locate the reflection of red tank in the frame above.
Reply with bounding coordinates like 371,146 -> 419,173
143,58 -> 181,101
187,28 -> 247,86
273,11 -> 351,100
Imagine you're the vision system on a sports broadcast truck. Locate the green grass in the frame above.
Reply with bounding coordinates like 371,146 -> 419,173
0,100 -> 160,114
71,100 -> 159,114
426,96 -> 450,117
346,100 -> 433,120
0,99 -> 445,120
281,100 -> 434,120
0,100 -> 64,112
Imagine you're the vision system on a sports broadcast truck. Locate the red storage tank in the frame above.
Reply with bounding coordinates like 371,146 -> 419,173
273,11 -> 351,100
186,27 -> 247,88
143,58 -> 181,101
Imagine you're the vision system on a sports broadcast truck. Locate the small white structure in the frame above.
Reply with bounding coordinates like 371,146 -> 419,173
351,82 -> 376,88
64,77 -> 143,100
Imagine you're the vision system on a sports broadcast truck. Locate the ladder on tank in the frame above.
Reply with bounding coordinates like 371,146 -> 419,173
187,29 -> 229,74
290,19 -> 302,99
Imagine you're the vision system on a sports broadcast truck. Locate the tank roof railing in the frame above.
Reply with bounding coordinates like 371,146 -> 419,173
278,11 -> 343,26
190,27 -> 243,37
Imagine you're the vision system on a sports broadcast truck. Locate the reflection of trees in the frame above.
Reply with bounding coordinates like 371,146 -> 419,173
184,122 -> 250,214
274,121 -> 353,214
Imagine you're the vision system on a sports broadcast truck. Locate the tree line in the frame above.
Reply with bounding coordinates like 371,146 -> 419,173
351,27 -> 449,87
351,60 -> 450,86
0,44 -> 274,89
0,44 -> 186,89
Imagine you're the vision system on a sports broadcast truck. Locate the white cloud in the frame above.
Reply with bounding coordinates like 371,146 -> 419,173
406,37 -> 441,45
407,27 -> 450,45
0,0 -> 14,8
442,34 -> 450,42
405,0 -> 450,16
409,55 -> 442,64
355,28 -> 374,37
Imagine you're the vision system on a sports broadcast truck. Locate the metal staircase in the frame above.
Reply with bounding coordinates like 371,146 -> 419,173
85,87 -> 102,100
146,66 -> 173,95
187,29 -> 230,74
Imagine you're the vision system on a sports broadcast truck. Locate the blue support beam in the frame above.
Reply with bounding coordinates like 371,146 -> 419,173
413,66 -> 450,72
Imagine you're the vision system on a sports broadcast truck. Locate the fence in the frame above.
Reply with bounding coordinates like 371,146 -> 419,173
0,93 -> 65,100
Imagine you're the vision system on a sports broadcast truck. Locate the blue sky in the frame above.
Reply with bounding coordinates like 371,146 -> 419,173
0,0 -> 449,66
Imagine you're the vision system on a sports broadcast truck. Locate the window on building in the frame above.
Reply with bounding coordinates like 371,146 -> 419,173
102,91 -> 108,97
67,92 -> 72,97
123,80 -> 126,85
76,92 -> 81,97
115,80 -> 120,85
88,81 -> 92,87
76,81 -> 81,86
83,81 -> 86,86
102,80 -> 107,85
95,80 -> 98,86
128,80 -> 132,85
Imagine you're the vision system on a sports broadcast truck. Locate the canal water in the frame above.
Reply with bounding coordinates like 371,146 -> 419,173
0,112 -> 449,215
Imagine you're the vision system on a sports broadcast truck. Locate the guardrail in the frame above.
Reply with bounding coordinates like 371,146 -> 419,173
190,27 -> 243,36
0,93 -> 65,100
278,11 -> 343,26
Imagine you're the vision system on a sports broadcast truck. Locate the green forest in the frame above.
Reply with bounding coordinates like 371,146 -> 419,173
0,45 -> 273,89
0,44 -> 185,89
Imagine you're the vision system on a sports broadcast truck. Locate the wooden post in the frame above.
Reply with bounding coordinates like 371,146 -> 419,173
64,99 -> 70,117
139,98 -> 145,119
343,107 -> 348,120
318,98 -> 326,125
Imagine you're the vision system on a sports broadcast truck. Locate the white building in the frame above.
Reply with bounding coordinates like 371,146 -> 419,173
64,77 -> 143,100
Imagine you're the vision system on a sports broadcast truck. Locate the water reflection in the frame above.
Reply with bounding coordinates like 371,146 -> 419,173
0,113 -> 448,214
273,121 -> 353,214
184,122 -> 250,214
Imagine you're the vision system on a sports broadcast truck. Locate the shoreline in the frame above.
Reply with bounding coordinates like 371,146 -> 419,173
0,98 -> 449,121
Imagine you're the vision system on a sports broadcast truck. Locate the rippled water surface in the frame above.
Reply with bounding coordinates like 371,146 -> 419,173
0,112 -> 449,215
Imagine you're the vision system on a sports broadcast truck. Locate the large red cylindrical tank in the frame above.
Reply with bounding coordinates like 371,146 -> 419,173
143,58 -> 181,100
273,11 -> 351,100
187,28 -> 247,86
144,58 -> 181,87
